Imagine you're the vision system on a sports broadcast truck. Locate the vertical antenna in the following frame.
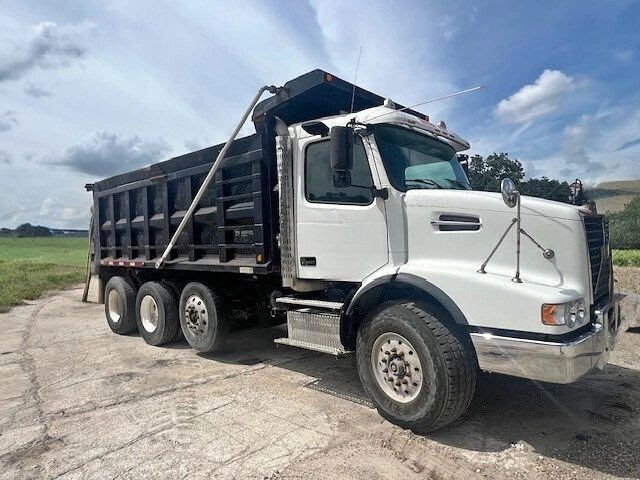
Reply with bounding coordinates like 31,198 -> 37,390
350,46 -> 363,113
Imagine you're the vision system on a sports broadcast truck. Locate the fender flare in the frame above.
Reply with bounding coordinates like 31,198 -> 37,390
344,272 -> 468,326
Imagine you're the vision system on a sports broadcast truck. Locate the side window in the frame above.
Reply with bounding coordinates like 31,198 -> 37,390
305,138 -> 373,205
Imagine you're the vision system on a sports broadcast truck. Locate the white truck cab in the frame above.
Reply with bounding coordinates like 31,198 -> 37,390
274,102 -> 621,430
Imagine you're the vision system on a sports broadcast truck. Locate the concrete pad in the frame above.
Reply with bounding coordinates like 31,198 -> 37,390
1,281 -> 639,479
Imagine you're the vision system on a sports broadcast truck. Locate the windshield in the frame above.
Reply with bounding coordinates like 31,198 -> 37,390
371,124 -> 471,191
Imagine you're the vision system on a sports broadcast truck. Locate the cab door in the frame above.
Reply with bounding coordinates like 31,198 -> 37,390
294,134 -> 389,281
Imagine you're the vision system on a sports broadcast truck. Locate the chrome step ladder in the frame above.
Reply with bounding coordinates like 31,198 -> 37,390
274,297 -> 348,355
274,296 -> 343,311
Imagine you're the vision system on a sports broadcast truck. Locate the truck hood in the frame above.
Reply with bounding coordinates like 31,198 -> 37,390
401,189 -> 591,300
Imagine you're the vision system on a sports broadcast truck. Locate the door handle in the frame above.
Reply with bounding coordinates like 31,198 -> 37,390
300,257 -> 316,266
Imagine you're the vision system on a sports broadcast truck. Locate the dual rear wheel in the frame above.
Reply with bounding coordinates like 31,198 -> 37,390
103,277 -> 228,352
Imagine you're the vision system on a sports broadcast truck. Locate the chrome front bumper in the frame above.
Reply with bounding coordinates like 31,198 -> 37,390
470,294 -> 623,384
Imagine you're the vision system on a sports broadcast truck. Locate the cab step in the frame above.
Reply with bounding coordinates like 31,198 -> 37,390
274,309 -> 348,355
275,297 -> 343,311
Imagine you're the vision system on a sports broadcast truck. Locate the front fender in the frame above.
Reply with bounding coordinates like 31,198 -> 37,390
397,263 -> 583,335
345,272 -> 468,325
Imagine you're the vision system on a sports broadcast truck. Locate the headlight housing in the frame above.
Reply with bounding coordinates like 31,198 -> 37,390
541,298 -> 586,327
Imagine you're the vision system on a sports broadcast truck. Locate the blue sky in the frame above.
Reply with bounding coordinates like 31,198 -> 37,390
0,0 -> 639,228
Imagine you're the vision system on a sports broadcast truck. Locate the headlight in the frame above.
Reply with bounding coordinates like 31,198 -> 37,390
541,298 -> 586,327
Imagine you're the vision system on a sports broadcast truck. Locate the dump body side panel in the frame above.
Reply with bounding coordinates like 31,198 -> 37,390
93,132 -> 278,275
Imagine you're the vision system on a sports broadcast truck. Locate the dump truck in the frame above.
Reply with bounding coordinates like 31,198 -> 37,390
88,69 -> 622,432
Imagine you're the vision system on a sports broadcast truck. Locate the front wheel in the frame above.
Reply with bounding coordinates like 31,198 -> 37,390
356,301 -> 477,432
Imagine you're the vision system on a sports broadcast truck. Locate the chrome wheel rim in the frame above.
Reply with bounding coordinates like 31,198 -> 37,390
140,295 -> 159,333
371,332 -> 423,403
185,295 -> 208,338
108,290 -> 122,323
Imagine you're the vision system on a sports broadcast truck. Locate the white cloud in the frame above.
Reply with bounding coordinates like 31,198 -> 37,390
184,138 -> 202,151
615,49 -> 634,63
437,15 -> 458,41
0,110 -> 18,131
309,1 -> 458,121
521,159 -> 543,179
560,115 -> 607,175
50,131 -> 172,177
0,150 -> 12,164
0,21 -> 95,82
495,69 -> 575,124
39,197 -> 88,222
24,82 -> 53,98
0,194 -> 26,225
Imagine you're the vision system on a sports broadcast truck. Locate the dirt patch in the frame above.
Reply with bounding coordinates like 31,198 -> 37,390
615,266 -> 640,294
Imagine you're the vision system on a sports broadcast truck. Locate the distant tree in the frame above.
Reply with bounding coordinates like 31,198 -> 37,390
468,153 -> 524,192
519,177 -> 572,203
15,223 -> 52,237
466,154 -> 485,189
467,153 -> 580,204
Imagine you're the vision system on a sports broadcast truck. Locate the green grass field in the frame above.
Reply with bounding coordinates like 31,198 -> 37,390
613,249 -> 640,267
0,237 -> 87,312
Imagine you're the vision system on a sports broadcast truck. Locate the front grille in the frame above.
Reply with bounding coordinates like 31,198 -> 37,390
583,215 -> 611,306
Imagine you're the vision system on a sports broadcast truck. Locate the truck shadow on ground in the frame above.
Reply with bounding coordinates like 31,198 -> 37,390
195,325 -> 640,478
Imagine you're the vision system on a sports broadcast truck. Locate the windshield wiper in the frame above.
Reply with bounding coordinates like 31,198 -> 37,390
406,179 -> 443,189
444,178 -> 471,189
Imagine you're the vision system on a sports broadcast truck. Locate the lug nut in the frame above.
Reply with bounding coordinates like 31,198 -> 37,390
395,381 -> 401,386
381,358 -> 387,363
382,368 -> 388,373
391,347 -> 397,353
402,379 -> 408,385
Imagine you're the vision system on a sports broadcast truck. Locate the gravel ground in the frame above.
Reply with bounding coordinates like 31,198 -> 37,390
0,271 -> 639,479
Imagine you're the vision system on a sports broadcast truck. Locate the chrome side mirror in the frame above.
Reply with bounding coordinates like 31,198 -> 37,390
501,178 -> 519,208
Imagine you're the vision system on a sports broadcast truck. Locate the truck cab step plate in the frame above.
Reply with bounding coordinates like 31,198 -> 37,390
275,297 -> 343,310
274,337 -> 346,355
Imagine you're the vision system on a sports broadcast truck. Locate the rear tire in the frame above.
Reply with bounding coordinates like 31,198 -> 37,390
135,282 -> 180,346
356,301 -> 476,432
179,282 -> 229,353
104,276 -> 137,335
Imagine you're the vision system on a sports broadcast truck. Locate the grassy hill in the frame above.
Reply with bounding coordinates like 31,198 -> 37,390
587,179 -> 640,213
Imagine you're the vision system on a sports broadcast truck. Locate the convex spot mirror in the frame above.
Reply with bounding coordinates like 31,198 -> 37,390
301,121 -> 329,137
501,178 -> 519,208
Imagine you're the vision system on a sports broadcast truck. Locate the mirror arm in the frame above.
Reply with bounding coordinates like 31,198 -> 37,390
340,183 -> 389,200
372,187 -> 389,200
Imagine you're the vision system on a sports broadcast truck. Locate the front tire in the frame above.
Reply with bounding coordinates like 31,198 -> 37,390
135,282 -> 180,346
179,282 -> 229,353
356,301 -> 476,432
